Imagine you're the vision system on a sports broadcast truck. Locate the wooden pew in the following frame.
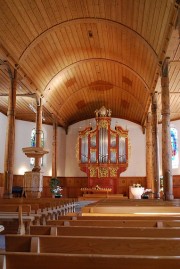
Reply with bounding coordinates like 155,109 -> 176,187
48,218 -> 180,228
0,198 -> 76,221
0,205 -> 35,234
81,204 -> 180,215
1,252 -> 180,269
84,198 -> 180,206
29,225 -> 180,238
5,234 -> 180,256
47,220 -> 158,227
58,214 -> 180,220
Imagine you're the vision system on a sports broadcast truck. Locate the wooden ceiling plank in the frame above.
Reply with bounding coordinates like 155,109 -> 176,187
42,39 -> 58,77
40,0 -> 57,26
142,0 -> 155,40
5,0 -> 33,44
46,34 -> 61,71
54,0 -> 68,21
136,0 -> 145,34
155,1 -> 173,54
54,31 -> 69,67
20,0 -> 45,35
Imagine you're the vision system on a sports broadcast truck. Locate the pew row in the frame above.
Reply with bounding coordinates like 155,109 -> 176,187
81,205 -> 180,216
84,198 -> 180,206
29,225 -> 180,237
0,198 -> 76,218
58,214 -> 180,220
5,234 -> 180,256
1,252 -> 180,269
46,219 -> 180,227
0,205 -> 35,234
0,199 -> 76,234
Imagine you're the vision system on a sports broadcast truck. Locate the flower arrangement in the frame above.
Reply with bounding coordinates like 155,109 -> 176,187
52,186 -> 63,194
49,177 -> 63,197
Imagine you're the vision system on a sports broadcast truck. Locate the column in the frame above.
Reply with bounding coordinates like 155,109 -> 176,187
146,112 -> 154,190
3,66 -> 17,198
161,57 -> 174,200
151,92 -> 160,199
33,97 -> 42,172
52,116 -> 57,178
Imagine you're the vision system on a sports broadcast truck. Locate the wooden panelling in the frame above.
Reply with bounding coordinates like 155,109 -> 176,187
1,174 -> 180,198
0,1 -> 179,128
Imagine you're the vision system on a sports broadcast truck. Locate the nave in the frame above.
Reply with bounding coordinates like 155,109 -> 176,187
1,198 -> 180,268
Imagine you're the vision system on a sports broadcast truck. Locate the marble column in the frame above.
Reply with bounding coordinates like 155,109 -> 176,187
161,57 -> 174,200
3,66 -> 17,198
146,112 -> 153,191
151,92 -> 160,199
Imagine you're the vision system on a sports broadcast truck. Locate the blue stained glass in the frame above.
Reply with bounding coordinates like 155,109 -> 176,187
170,128 -> 179,169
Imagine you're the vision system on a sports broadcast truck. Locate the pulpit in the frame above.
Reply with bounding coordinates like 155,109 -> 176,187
24,171 -> 43,198
22,147 -> 48,198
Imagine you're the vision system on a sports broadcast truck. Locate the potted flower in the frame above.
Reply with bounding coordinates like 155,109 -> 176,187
49,178 -> 62,198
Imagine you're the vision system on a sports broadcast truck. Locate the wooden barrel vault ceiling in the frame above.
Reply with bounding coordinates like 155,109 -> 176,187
0,0 -> 179,130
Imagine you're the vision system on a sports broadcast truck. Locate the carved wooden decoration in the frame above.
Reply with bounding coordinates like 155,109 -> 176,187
77,106 -> 129,193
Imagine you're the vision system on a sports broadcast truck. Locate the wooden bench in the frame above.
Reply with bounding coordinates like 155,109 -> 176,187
0,198 -> 76,221
57,214 -> 180,220
0,205 -> 35,234
29,225 -> 180,237
5,234 -> 180,256
46,219 -> 180,227
81,204 -> 180,215
86,198 -> 180,206
1,252 -> 180,269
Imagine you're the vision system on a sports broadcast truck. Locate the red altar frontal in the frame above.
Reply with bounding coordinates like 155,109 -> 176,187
77,106 -> 129,194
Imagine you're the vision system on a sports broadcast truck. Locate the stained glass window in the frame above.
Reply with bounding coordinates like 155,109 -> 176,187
30,128 -> 44,166
170,127 -> 179,169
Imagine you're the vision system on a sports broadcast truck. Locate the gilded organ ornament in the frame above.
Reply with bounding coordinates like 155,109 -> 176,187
77,106 -> 129,180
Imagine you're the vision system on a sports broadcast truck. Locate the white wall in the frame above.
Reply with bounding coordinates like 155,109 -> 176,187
0,113 -> 66,176
1,112 -> 180,177
14,120 -> 66,176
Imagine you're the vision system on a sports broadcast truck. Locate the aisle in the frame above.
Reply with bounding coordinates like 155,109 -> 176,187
74,200 -> 95,213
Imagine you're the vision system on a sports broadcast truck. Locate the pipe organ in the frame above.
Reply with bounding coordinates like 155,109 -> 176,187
77,106 -> 129,193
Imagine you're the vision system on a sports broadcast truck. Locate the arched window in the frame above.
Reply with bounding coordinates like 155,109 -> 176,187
30,128 -> 44,166
170,127 -> 179,169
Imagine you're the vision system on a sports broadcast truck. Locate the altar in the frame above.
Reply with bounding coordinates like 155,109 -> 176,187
80,187 -> 124,200
81,187 -> 112,195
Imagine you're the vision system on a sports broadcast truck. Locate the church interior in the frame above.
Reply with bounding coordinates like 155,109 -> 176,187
0,0 -> 180,268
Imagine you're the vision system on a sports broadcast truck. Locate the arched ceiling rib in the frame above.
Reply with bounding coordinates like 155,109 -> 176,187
19,18 -> 158,63
0,0 -> 179,128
